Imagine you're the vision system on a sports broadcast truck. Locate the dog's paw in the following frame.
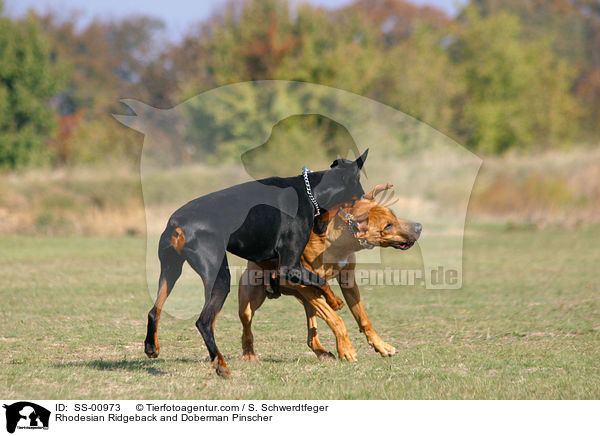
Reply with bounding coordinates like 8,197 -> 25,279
324,294 -> 344,311
241,353 -> 260,363
215,365 -> 232,378
333,296 -> 344,310
338,348 -> 358,362
315,350 -> 335,362
265,273 -> 281,298
372,340 -> 396,357
144,343 -> 159,358
212,361 -> 232,378
314,350 -> 336,362
337,341 -> 358,362
212,355 -> 232,378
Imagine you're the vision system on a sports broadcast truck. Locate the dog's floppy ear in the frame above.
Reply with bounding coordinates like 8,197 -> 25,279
355,148 -> 369,170
354,211 -> 369,222
363,184 -> 393,201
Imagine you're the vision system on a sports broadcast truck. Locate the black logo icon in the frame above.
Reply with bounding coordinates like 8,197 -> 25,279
2,402 -> 50,434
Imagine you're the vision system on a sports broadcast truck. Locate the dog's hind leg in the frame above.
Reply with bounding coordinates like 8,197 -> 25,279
145,232 -> 184,358
295,287 -> 357,361
297,295 -> 335,361
238,263 -> 267,362
187,248 -> 232,378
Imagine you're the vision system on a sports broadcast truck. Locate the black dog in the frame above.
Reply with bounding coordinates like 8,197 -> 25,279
144,151 -> 368,377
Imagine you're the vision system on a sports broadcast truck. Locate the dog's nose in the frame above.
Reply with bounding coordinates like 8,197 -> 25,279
413,222 -> 422,235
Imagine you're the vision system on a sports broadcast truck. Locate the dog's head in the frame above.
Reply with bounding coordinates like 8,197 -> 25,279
314,149 -> 368,209
345,184 -> 421,250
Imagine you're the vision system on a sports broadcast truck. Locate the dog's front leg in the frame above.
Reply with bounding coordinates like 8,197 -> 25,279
337,268 -> 396,357
276,222 -> 326,287
279,262 -> 327,288
315,282 -> 344,311
238,263 -> 267,362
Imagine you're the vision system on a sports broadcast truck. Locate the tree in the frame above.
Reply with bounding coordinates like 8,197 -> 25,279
449,5 -> 578,153
472,0 -> 600,139
32,12 -> 170,163
0,10 -> 63,168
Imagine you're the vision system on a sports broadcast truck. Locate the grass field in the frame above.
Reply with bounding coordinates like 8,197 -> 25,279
1,226 -> 599,399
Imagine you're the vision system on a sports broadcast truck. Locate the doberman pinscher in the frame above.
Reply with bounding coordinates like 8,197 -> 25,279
238,184 -> 422,362
144,151 -> 368,377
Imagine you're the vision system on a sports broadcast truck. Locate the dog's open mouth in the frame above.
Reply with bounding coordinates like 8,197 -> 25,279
357,238 -> 375,249
390,241 -> 414,250
357,238 -> 414,250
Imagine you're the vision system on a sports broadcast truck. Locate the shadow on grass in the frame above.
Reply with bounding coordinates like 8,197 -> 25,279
53,357 -> 198,376
254,357 -> 295,363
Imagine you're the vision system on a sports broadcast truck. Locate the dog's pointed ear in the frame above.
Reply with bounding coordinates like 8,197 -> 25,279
113,99 -> 158,133
355,149 -> 369,170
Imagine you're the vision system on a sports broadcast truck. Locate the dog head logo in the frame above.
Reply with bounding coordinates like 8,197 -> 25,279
114,81 -> 481,318
3,402 -> 50,433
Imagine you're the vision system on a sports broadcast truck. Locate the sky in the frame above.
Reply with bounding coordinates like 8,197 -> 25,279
4,0 -> 461,41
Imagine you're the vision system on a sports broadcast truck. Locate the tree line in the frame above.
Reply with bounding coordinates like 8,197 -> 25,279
0,0 -> 599,168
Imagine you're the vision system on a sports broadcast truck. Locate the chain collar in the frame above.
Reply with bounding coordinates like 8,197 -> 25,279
302,166 -> 320,216
337,208 -> 373,249
338,208 -> 358,233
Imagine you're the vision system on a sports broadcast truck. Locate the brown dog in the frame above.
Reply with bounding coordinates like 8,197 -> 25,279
238,185 -> 422,361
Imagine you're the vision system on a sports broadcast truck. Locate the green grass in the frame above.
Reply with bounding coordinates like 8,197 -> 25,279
1,227 -> 599,399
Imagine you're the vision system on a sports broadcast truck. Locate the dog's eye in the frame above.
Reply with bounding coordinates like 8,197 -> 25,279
384,223 -> 394,230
